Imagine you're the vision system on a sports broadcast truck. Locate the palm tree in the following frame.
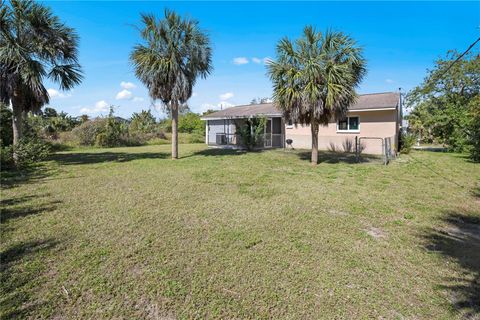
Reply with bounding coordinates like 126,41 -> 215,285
130,9 -> 212,159
267,27 -> 366,165
0,0 -> 83,151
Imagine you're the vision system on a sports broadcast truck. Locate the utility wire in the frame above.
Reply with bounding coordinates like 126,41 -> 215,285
427,37 -> 480,87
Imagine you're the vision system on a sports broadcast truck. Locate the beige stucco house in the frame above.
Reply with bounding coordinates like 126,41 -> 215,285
201,92 -> 401,155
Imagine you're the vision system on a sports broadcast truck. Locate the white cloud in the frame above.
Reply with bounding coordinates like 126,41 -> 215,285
192,92 -> 198,97
218,101 -> 234,109
385,79 -> 395,84
132,97 -> 145,102
233,57 -> 249,65
120,81 -> 136,89
47,88 -> 71,99
116,89 -> 133,100
79,100 -> 110,114
95,100 -> 109,111
199,101 -> 234,113
251,57 -> 272,65
219,92 -> 234,100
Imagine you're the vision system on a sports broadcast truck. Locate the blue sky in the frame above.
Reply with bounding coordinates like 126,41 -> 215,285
42,1 -> 479,118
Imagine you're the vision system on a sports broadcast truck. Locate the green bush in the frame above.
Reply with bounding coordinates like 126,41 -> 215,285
236,117 -> 267,150
71,118 -> 107,146
178,112 -> 204,134
468,101 -> 480,162
158,112 -> 204,135
129,110 -> 157,134
1,137 -> 52,168
1,145 -> 14,168
400,132 -> 416,154
188,130 -> 205,143
95,111 -> 125,147
0,103 -> 13,147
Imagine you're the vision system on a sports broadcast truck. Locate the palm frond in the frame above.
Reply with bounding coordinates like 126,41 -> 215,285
0,0 -> 83,112
267,27 -> 366,126
130,9 -> 212,109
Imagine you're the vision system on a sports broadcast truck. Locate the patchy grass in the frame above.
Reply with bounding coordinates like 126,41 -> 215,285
1,144 -> 479,319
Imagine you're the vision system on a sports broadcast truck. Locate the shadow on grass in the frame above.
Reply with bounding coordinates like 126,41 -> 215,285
472,185 -> 480,199
423,211 -> 480,318
0,165 -> 52,190
0,238 -> 60,319
183,147 -> 248,158
51,151 -> 169,165
295,151 -> 381,164
0,195 -> 61,224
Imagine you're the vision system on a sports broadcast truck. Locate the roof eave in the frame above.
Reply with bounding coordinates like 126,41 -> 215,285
201,113 -> 282,121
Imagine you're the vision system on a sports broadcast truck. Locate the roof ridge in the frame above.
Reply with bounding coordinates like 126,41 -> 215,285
359,91 -> 398,96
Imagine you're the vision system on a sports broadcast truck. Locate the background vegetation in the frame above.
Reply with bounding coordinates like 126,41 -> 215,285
406,51 -> 479,161
0,103 -> 206,168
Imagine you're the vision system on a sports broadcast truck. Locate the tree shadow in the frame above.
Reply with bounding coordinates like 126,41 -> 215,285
1,198 -> 61,224
0,165 -> 52,190
423,211 -> 480,318
51,151 -> 169,165
1,238 -> 60,319
184,148 -> 248,158
472,185 -> 480,199
295,151 -> 381,164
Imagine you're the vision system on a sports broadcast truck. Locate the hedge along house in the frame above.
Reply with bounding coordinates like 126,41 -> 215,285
201,92 -> 401,155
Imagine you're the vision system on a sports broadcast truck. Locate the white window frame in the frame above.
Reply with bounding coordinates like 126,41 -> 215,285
336,116 -> 360,133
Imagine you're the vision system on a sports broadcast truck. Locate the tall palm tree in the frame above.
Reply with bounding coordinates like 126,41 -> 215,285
0,0 -> 83,150
130,9 -> 212,159
267,27 -> 366,165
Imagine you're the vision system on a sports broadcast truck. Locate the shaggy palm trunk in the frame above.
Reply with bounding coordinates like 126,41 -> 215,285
171,103 -> 179,159
310,117 -> 319,165
11,94 -> 23,165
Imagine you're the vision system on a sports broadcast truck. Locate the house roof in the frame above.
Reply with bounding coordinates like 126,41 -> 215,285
201,92 -> 399,119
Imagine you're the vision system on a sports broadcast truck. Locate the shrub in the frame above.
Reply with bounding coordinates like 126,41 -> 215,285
1,137 -> 52,168
178,112 -> 204,134
400,132 -> 416,154
328,142 -> 338,153
158,112 -> 204,135
71,118 -> 107,146
130,110 -> 157,134
0,103 -> 13,147
96,111 -> 125,147
236,117 -> 266,150
187,130 -> 204,143
342,138 -> 354,153
1,146 -> 14,168
468,102 -> 480,162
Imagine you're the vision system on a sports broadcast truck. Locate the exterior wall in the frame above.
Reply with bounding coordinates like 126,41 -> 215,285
285,110 -> 397,155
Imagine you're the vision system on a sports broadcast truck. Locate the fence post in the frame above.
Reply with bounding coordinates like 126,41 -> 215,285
355,136 -> 359,162
384,138 -> 388,165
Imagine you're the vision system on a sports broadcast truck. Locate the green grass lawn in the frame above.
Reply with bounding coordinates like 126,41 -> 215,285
1,144 -> 479,319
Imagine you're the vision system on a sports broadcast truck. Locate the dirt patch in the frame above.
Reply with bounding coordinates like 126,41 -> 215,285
328,209 -> 350,216
364,227 -> 387,240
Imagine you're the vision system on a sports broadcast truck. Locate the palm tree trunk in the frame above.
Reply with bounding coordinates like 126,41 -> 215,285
310,117 -> 319,165
171,102 -> 179,159
11,95 -> 23,165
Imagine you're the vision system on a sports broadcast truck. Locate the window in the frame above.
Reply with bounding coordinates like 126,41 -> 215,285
337,116 -> 360,132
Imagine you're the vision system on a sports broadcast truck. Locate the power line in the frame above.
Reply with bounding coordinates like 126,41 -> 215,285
429,37 -> 480,85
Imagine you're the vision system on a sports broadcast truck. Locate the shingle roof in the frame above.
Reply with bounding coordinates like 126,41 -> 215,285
201,92 -> 399,119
